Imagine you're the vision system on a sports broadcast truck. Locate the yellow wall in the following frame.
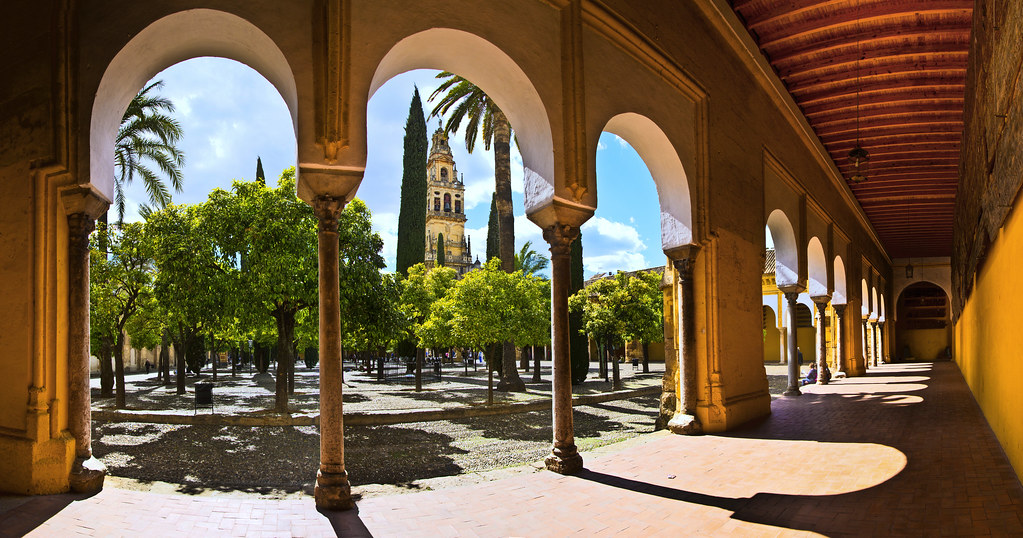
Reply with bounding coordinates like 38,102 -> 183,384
898,328 -> 951,361
955,197 -> 1023,484
797,327 -> 815,364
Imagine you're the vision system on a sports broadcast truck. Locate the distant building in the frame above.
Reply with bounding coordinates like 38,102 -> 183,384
423,125 -> 475,277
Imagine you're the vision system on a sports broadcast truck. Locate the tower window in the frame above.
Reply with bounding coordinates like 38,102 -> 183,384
455,200 -> 461,213
440,168 -> 448,181
434,197 -> 440,211
444,193 -> 451,212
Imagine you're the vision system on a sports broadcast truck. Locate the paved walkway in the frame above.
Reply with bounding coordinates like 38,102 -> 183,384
3,361 -> 1022,537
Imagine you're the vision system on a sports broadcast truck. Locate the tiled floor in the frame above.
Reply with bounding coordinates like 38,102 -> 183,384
2,361 -> 1021,537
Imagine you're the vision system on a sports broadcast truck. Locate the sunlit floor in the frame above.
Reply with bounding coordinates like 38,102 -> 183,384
2,361 -> 1021,537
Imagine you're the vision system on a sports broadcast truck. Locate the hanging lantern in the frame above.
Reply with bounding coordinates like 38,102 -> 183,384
848,145 -> 869,183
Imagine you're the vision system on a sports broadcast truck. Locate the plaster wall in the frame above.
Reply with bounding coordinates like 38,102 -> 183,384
956,196 -> 1023,484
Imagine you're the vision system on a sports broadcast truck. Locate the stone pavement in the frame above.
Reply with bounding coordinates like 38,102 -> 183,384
3,361 -> 1021,537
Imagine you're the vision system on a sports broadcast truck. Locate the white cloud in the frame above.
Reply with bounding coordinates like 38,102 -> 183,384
582,216 -> 646,251
584,252 -> 648,275
597,140 -> 607,151
615,134 -> 629,149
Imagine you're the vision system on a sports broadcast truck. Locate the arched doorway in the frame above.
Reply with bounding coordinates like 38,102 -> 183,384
896,281 -> 952,361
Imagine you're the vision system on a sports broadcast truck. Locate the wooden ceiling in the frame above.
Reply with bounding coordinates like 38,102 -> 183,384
731,0 -> 973,259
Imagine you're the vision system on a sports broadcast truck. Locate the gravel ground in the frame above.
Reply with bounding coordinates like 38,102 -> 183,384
90,362 -> 793,500
91,395 -> 660,499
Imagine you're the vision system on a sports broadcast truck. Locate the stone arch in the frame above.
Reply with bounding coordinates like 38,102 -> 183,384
767,210 -> 799,288
807,237 -> 828,298
600,113 -> 694,249
369,28 -> 554,212
833,256 -> 848,304
862,279 -> 870,317
89,9 -> 298,199
894,281 -> 952,361
871,287 -> 879,320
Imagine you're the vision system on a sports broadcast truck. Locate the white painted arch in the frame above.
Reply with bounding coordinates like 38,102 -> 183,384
369,28 -> 554,213
602,113 -> 693,249
90,9 -> 299,200
861,279 -> 870,317
767,210 -> 799,288
807,236 -> 828,297
833,256 -> 847,305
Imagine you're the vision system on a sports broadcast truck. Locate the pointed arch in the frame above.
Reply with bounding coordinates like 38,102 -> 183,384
807,237 -> 828,297
369,28 -> 554,212
89,9 -> 298,199
601,113 -> 694,249
767,210 -> 799,288
833,256 -> 847,304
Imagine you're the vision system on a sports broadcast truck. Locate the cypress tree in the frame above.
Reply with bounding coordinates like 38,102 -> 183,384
436,233 -> 445,266
395,87 -> 428,276
570,233 -> 588,384
486,192 -> 499,263
255,156 -> 265,185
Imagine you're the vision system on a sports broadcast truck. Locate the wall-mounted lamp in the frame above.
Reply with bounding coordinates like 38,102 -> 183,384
905,262 -> 914,279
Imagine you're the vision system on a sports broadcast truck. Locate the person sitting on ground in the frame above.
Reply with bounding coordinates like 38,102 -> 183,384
801,363 -> 817,386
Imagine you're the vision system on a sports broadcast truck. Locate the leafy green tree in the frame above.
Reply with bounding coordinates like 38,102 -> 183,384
425,259 -> 547,403
209,168 -> 317,412
569,234 -> 588,384
396,87 -> 428,277
399,263 -> 457,390
90,222 -> 154,408
111,80 -> 185,225
514,240 -> 549,276
568,271 -> 661,391
145,204 -> 226,391
436,233 -> 446,267
429,73 -> 524,392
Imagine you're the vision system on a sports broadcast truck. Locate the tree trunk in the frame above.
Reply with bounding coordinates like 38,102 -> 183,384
211,344 -> 218,381
610,338 -> 622,391
598,340 -> 607,381
173,330 -> 186,395
492,110 -> 525,392
532,345 -> 541,383
99,336 -> 114,397
642,342 -> 650,373
274,310 -> 296,413
486,343 -> 497,405
114,331 -> 126,408
415,347 -> 425,391
521,346 -> 529,371
160,329 -> 171,386
288,341 -> 296,395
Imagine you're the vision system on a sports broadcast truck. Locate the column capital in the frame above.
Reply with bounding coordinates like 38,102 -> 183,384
313,196 -> 346,233
783,290 -> 800,303
833,304 -> 846,317
542,224 -> 580,257
60,184 -> 110,220
811,296 -> 831,308
667,245 -> 700,281
297,164 -> 362,205
66,213 -> 96,240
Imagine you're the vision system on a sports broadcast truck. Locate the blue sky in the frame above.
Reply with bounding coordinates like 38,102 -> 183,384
123,57 -> 667,277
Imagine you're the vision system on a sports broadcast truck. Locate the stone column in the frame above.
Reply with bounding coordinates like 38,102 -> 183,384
313,196 -> 353,510
542,224 -> 582,474
655,264 -> 678,430
877,321 -> 886,364
869,321 -> 879,367
668,247 -> 701,434
62,186 -> 109,493
862,319 -> 871,369
783,291 -> 802,396
833,305 -> 846,377
812,298 -> 831,384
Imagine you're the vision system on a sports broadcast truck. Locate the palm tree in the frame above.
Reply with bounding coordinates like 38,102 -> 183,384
112,80 -> 185,225
429,72 -> 525,391
514,241 -> 549,277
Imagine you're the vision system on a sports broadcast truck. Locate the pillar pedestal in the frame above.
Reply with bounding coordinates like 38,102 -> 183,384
62,186 -> 109,494
542,224 -> 583,475
668,247 -> 701,435
312,196 -> 353,510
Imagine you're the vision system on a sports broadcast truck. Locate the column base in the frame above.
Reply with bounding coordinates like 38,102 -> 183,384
69,456 -> 106,494
314,469 -> 354,510
667,413 -> 702,435
782,386 -> 802,397
544,446 -> 583,475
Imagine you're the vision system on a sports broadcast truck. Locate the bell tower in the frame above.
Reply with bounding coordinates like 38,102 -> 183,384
425,125 -> 473,276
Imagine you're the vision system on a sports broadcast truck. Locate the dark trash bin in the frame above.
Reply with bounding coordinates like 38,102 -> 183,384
195,382 -> 214,414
